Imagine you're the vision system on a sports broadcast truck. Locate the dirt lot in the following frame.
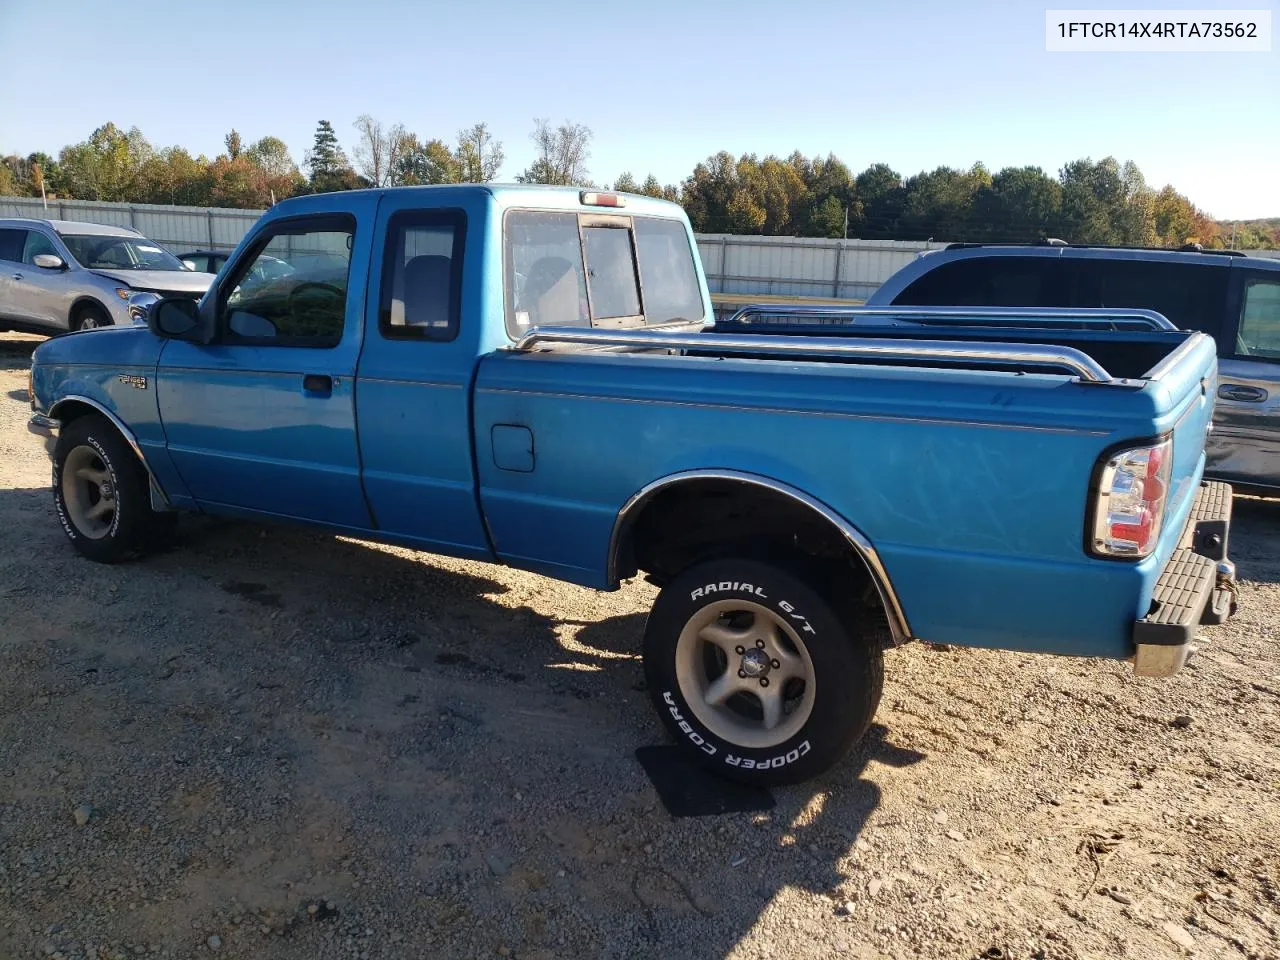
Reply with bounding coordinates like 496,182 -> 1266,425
0,332 -> 1277,960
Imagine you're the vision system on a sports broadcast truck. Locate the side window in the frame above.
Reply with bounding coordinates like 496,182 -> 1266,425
379,210 -> 464,341
893,257 -> 1062,307
506,211 -> 589,334
0,228 -> 24,263
183,255 -> 209,272
221,216 -> 354,348
634,217 -> 705,324
582,224 -> 640,322
1237,279 -> 1280,359
22,231 -> 58,264
1072,259 -> 1228,338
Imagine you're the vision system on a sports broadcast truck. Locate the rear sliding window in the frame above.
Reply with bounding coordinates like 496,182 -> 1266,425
505,211 -> 703,336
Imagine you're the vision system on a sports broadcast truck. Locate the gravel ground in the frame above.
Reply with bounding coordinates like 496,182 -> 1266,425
0,332 -> 1277,960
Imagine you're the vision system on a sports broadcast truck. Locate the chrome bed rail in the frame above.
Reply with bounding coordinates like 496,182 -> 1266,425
724,304 -> 1177,332
511,325 -> 1121,384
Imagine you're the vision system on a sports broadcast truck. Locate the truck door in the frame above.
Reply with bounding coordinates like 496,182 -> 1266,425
353,193 -> 493,559
156,211 -> 373,529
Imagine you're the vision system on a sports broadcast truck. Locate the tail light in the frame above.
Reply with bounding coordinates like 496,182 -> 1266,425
1090,439 -> 1172,558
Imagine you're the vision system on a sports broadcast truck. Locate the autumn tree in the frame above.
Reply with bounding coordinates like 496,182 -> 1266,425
517,118 -> 593,186
854,163 -> 907,239
53,123 -> 154,201
395,135 -> 461,185
455,123 -> 504,182
137,147 -> 212,206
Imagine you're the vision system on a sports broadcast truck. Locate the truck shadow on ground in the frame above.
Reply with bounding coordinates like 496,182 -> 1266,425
4,494 -> 927,959
181,518 -> 929,956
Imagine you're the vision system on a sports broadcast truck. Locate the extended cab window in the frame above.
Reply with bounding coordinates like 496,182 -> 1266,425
221,216 -> 354,347
893,256 -> 1061,307
1237,279 -> 1280,359
505,211 -> 704,336
380,211 -> 464,341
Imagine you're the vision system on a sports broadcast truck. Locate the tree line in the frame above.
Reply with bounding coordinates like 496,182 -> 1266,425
2,118 -> 1276,250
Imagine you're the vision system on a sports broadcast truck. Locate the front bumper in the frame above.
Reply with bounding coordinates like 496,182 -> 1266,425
28,413 -> 59,459
1132,480 -> 1237,677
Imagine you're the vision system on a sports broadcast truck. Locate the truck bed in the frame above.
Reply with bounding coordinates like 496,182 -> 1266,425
708,321 -> 1190,380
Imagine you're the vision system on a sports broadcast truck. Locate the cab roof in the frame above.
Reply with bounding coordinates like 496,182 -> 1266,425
269,183 -> 686,220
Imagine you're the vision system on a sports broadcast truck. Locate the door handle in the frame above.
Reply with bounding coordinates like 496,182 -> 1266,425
1218,383 -> 1268,403
13,272 -> 23,280
302,374 -> 333,396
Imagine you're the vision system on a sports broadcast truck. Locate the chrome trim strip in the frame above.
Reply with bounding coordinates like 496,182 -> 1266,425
356,377 -> 466,389
48,395 -> 171,507
607,469 -> 912,645
1144,331 -> 1214,382
512,326 -> 1116,384
725,304 -> 1177,332
475,386 -> 1109,436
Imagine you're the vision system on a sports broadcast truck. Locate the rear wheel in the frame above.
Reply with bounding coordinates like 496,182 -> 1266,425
71,303 -> 112,331
643,557 -> 883,786
53,415 -> 160,562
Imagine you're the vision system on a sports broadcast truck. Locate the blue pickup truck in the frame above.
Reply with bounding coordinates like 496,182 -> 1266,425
26,185 -> 1237,785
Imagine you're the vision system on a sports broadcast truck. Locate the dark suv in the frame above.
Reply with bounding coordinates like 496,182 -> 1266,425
865,243 -> 1280,493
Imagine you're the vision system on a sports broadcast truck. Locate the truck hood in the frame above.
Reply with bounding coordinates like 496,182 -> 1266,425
90,268 -> 215,295
32,321 -> 165,369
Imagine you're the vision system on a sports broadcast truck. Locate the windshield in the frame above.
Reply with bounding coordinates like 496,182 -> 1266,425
59,234 -> 187,271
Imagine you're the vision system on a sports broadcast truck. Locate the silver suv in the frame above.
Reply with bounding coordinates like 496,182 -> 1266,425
0,218 -> 216,334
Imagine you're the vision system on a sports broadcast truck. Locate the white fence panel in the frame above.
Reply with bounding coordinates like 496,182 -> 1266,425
694,234 -> 946,300
3,196 -> 1277,297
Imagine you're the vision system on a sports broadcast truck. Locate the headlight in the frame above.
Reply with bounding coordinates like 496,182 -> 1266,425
28,365 -> 35,405
114,287 -> 133,301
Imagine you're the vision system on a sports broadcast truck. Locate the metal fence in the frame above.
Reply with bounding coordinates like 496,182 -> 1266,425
3,196 -> 1277,299
0,196 -> 261,255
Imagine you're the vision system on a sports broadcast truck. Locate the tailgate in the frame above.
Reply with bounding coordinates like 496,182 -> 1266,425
1143,334 -> 1219,574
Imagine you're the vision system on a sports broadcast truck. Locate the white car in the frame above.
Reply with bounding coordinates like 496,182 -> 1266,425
0,218 -> 216,334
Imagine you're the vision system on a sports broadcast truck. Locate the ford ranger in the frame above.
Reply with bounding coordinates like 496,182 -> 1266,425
26,185 -> 1237,785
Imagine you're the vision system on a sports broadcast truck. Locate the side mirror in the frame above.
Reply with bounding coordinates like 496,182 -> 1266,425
147,297 -> 202,341
181,260 -> 196,271
32,254 -> 65,270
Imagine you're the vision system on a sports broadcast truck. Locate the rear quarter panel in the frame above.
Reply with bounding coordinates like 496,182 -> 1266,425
474,338 -> 1214,660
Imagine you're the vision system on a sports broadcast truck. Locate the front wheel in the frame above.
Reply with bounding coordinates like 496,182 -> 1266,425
643,557 -> 883,786
53,414 -> 160,563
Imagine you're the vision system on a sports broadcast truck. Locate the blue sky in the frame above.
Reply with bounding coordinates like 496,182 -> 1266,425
1,0 -> 1276,218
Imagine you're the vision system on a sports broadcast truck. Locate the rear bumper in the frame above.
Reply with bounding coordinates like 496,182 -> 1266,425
1132,480 -> 1237,677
